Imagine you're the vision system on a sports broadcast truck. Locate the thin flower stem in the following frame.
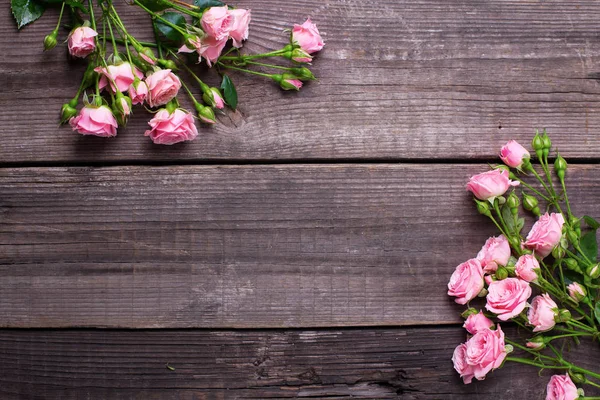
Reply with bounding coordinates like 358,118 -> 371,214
168,2 -> 200,17
105,13 -> 120,57
561,179 -> 573,219
180,80 -> 200,106
219,49 -> 288,61
88,0 -> 97,32
546,332 -> 593,341
132,0 -> 188,35
487,214 -> 510,242
54,2 -> 66,32
505,357 -> 568,370
568,319 -> 597,334
516,178 -> 551,202
219,63 -> 274,78
179,62 -> 207,88
564,248 -> 593,268
243,60 -> 297,70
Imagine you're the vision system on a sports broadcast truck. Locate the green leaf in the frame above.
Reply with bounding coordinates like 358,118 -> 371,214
154,12 -> 187,46
579,230 -> 598,263
11,0 -> 45,29
193,0 -> 224,11
594,302 -> 600,326
136,0 -> 172,12
39,0 -> 87,12
584,215 -> 600,230
220,75 -> 238,110
500,204 -> 522,234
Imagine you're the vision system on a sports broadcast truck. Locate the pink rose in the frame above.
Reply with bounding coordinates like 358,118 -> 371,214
292,18 -> 325,54
95,62 -> 143,94
546,374 -> 579,400
145,69 -> 182,108
452,343 -> 475,384
515,254 -> 540,282
203,87 -> 225,109
476,235 -> 511,273
528,294 -> 558,332
201,6 -> 232,41
485,278 -> 531,320
568,282 -> 586,302
144,108 -> 198,145
500,140 -> 530,169
466,169 -> 519,201
179,35 -> 228,67
69,105 -> 118,137
464,325 -> 507,382
524,213 -> 565,258
463,311 -> 494,335
68,26 -> 97,58
129,80 -> 148,105
228,8 -> 251,48
448,259 -> 484,305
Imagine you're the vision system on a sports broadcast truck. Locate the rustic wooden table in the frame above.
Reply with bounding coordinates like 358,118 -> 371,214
2,1 -> 600,399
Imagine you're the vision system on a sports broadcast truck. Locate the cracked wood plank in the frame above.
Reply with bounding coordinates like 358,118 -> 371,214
2,0 -> 600,163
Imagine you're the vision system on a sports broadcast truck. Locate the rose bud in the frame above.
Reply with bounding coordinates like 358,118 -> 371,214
485,278 -> 531,321
228,8 -> 251,48
129,79 -> 148,105
546,374 -> 580,400
523,213 -> 565,258
564,258 -> 583,274
144,108 -> 198,145
514,254 -> 540,282
522,192 -> 541,216
272,74 -> 303,91
157,59 -> 179,71
500,140 -> 530,169
288,48 -> 313,63
145,69 -> 182,108
568,282 -> 586,303
60,103 -> 79,125
463,311 -> 494,335
447,258 -> 484,305
292,18 -> 325,54
587,263 -> 600,279
290,67 -> 316,81
67,26 -> 98,58
139,47 -> 157,65
202,87 -> 225,109
195,103 -> 217,124
69,105 -> 118,137
476,235 -> 511,273
113,93 -> 132,125
466,169 -> 519,202
526,336 -> 546,351
44,30 -> 58,51
527,294 -> 558,332
95,62 -> 144,94
554,154 -> 568,181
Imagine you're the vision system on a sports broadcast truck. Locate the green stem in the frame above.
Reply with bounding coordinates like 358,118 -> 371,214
243,60 -> 298,71
561,179 -> 573,219
132,0 -> 187,35
180,79 -> 200,107
219,63 -> 274,78
516,178 -> 551,202
219,49 -> 288,61
105,12 -> 120,57
179,62 -> 208,89
487,213 -> 510,242
568,319 -> 597,334
506,356 -> 568,370
54,2 -> 66,32
88,0 -> 97,32
546,332 -> 593,341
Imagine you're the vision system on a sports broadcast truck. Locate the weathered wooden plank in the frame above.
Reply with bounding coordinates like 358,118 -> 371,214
2,1 -> 600,163
1,164 -> 599,328
0,327 -> 598,399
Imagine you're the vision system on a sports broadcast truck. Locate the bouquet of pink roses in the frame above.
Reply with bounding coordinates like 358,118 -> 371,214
449,131 -> 600,400
11,0 -> 324,144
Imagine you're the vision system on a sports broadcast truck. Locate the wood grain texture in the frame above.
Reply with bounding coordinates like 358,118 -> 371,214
3,1 -> 600,163
1,164 -> 599,328
1,326 -> 598,400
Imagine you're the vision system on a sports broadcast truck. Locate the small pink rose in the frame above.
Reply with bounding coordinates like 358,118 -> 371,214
144,108 -> 198,145
464,325 -> 507,382
452,343 -> 475,384
500,140 -> 530,169
485,278 -> 531,320
528,293 -> 558,332
180,35 -> 228,67
463,311 -> 494,335
68,26 -> 97,58
515,254 -> 540,282
292,18 -> 325,54
568,282 -> 586,302
69,105 -> 118,137
228,8 -> 251,48
466,169 -> 519,201
546,374 -> 579,400
524,213 -> 565,258
201,6 -> 233,41
95,62 -> 143,94
204,87 -> 225,109
129,80 -> 148,105
448,259 -> 484,305
145,69 -> 181,108
476,235 -> 511,273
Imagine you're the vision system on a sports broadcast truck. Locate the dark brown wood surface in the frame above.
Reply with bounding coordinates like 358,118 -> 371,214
3,0 -> 600,163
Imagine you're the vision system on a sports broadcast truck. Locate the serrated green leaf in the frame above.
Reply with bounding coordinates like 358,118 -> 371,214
39,0 -> 87,11
501,204 -> 520,234
154,12 -> 187,46
136,0 -> 172,12
584,215 -> 600,230
193,0 -> 224,11
11,0 -> 45,29
579,230 -> 598,263
220,75 -> 238,110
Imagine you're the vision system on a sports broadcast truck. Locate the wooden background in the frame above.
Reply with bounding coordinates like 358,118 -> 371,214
2,0 -> 600,398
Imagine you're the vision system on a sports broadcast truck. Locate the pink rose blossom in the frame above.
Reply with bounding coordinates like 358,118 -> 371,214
463,311 -> 494,335
476,235 -> 511,273
452,343 -> 475,384
528,293 -> 558,332
228,8 -> 251,47
466,169 -> 519,201
464,325 -> 507,382
129,80 -> 148,105
500,140 -> 530,169
524,213 -> 565,258
448,259 -> 484,305
69,105 -> 118,137
95,63 -> 143,94
145,69 -> 181,108
179,35 -> 228,67
546,374 -> 579,400
144,108 -> 198,145
515,254 -> 540,282
568,282 -> 586,302
68,26 -> 97,58
485,278 -> 531,321
201,6 -> 232,41
292,18 -> 325,54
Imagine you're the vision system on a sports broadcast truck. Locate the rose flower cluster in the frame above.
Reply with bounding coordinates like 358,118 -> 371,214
449,132 -> 600,400
23,0 -> 325,145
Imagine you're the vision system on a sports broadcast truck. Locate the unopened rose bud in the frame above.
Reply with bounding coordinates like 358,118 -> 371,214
566,229 -> 579,245
526,336 -> 546,350
60,103 -> 78,125
587,264 -> 600,279
44,30 -> 58,51
289,48 -> 313,63
532,132 -> 544,160
507,192 -> 520,214
477,288 -> 488,297
495,266 -> 509,280
568,282 -> 586,303
569,371 -> 586,385
195,103 -> 216,124
139,47 -> 157,65
551,245 -> 565,259
202,87 -> 225,109
508,236 -> 521,251
290,67 -> 316,81
272,74 -> 303,91
460,308 -> 479,319
522,192 -> 540,216
475,199 -> 491,217
555,309 -> 571,323
554,154 -> 567,181
564,258 -> 583,274
542,131 -> 552,150
158,59 -> 178,71
112,93 -> 132,125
